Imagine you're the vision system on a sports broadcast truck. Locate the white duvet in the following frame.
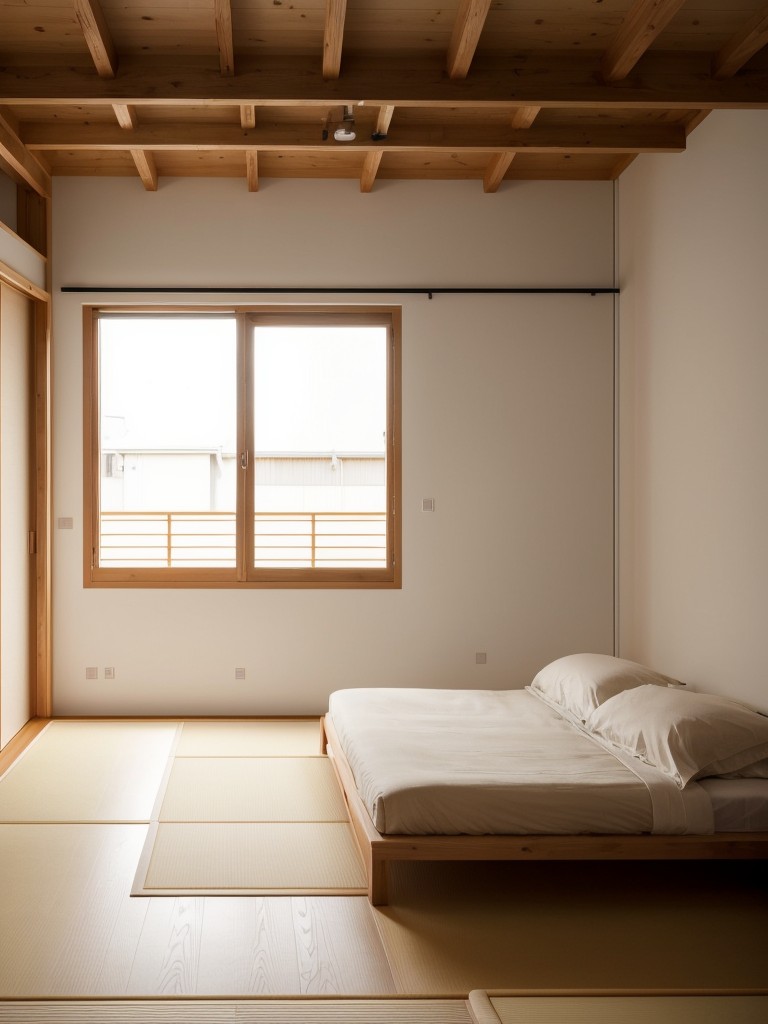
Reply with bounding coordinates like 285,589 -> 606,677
327,687 -> 714,836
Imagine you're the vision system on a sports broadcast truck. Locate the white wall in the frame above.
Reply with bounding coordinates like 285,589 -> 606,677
52,177 -> 615,715
618,110 -> 768,710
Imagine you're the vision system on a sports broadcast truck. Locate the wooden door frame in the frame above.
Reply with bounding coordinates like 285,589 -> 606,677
0,259 -> 52,721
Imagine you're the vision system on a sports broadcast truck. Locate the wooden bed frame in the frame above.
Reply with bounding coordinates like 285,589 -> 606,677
322,714 -> 768,906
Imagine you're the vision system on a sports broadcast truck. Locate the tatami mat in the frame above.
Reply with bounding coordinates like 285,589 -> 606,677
176,720 -> 322,757
0,722 -> 178,822
158,757 -> 348,822
135,821 -> 367,895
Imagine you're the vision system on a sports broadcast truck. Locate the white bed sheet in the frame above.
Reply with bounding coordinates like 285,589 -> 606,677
327,688 -> 714,836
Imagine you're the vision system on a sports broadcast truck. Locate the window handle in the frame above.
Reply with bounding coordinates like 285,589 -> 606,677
240,451 -> 249,470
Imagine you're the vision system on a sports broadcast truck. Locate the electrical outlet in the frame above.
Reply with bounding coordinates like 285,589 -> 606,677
85,666 -> 98,680
104,667 -> 116,680
235,667 -> 246,680
475,652 -> 487,665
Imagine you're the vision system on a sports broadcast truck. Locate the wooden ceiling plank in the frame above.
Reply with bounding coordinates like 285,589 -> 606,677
240,105 -> 257,129
713,6 -> 768,79
602,0 -> 688,83
0,110 -> 51,197
483,152 -> 514,192
323,0 -> 348,81
245,149 -> 258,191
74,0 -> 118,80
447,0 -> 493,80
21,121 -> 686,155
113,104 -> 137,130
215,0 -> 235,77
130,149 -> 158,191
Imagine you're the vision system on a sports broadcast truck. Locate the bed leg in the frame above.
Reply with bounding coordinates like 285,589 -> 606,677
369,857 -> 388,906
319,716 -> 328,755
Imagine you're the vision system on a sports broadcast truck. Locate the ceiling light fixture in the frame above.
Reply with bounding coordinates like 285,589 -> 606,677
333,105 -> 356,142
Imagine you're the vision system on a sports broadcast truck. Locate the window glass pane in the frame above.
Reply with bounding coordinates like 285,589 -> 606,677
252,324 -> 387,569
98,316 -> 237,568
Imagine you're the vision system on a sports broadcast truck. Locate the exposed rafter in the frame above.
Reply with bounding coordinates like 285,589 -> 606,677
509,107 -> 542,130
214,0 -> 235,77
601,0 -> 688,83
323,0 -> 348,80
240,106 -> 257,129
483,153 -> 515,193
130,150 -> 158,191
713,5 -> 768,79
113,104 -> 138,130
74,0 -> 118,79
246,150 -> 259,192
446,0 -> 492,80
360,105 -> 395,193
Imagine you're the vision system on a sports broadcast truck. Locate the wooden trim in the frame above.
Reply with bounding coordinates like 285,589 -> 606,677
34,297 -> 52,718
323,0 -> 348,80
214,0 -> 235,77
601,0 -> 688,83
713,6 -> 768,79
0,258 -> 48,304
74,0 -> 118,79
324,714 -> 768,907
0,717 -> 49,774
446,0 -> 492,80
239,311 -> 250,581
83,307 -> 98,589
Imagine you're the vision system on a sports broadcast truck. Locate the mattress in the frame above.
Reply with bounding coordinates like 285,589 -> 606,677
327,687 -> 716,836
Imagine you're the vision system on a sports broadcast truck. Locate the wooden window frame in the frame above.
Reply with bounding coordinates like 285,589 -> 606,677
83,304 -> 402,589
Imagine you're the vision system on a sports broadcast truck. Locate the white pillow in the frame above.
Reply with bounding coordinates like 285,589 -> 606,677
586,685 -> 768,787
529,653 -> 678,723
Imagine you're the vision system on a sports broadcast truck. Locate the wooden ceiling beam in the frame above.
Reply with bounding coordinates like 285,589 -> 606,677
360,105 -> 395,192
602,0 -> 688,83
21,121 -> 686,155
74,0 -> 118,79
0,110 -> 51,197
130,150 -> 158,191
447,0 -> 493,80
2,52 -> 767,108
713,6 -> 768,79
214,0 -> 235,77
323,0 -> 348,80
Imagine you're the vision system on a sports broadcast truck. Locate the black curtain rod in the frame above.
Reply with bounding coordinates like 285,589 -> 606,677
62,286 -> 618,297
